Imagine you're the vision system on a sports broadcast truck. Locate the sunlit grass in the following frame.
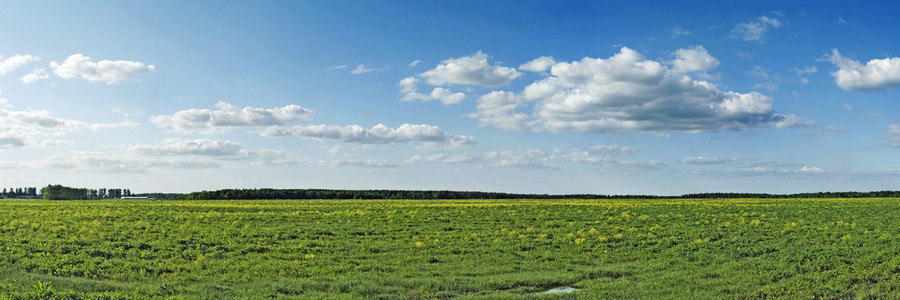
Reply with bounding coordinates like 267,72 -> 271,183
1,198 -> 899,298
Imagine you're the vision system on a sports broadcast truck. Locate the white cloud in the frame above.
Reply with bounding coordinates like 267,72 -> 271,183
20,68 -> 49,84
42,152 -> 221,172
128,139 -> 303,166
0,104 -> 137,149
351,64 -> 374,74
586,145 -> 638,155
397,77 -> 466,104
887,123 -> 900,147
328,65 -> 349,70
731,16 -> 782,41
322,159 -> 398,168
130,139 -> 244,156
263,123 -> 475,145
0,89 -> 9,108
827,49 -> 900,92
151,102 -> 313,131
723,165 -> 827,176
0,108 -> 137,131
420,51 -> 521,86
514,47 -> 804,133
0,54 -> 39,75
519,56 -> 556,72
429,87 -> 466,104
483,149 -> 557,170
562,146 -> 659,171
409,60 -> 421,67
670,25 -> 690,37
672,46 -> 719,73
680,157 -> 746,165
468,91 -> 529,130
397,77 -> 430,101
49,54 -> 155,84
792,66 -> 818,76
798,166 -> 826,173
773,114 -> 815,128
409,145 -> 655,172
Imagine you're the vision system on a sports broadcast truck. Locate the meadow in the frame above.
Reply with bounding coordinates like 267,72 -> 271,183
1,197 -> 899,299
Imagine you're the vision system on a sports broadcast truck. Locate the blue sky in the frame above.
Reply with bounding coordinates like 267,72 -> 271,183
2,1 -> 900,195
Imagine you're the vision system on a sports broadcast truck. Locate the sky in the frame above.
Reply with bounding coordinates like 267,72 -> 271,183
1,1 -> 900,195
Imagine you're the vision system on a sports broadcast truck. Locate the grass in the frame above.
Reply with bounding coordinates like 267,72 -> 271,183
1,198 -> 900,298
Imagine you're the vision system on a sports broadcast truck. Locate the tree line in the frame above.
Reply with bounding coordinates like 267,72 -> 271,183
40,185 -> 133,200
21,185 -> 900,200
2,187 -> 39,198
183,189 -> 900,200
182,188 -> 655,200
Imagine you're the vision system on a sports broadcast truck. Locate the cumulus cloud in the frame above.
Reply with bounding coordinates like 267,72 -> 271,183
429,87 -> 466,104
672,46 -> 719,73
515,47 -> 804,133
420,51 -> 521,86
49,54 -> 155,84
397,77 -> 430,101
151,102 -> 313,131
409,60 -> 421,67
130,139 -> 244,156
519,56 -> 556,72
827,49 -> 900,92
397,77 -> 466,104
263,123 -> 475,145
0,54 -> 39,75
731,16 -> 782,41
21,68 -> 49,83
467,91 -> 530,130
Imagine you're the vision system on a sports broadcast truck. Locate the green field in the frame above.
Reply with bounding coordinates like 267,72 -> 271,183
2,198 -> 900,299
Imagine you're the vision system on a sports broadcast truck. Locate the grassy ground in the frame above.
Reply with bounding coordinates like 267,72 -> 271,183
1,198 -> 900,299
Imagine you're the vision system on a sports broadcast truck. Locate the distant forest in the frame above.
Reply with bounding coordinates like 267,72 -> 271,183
181,188 -> 900,200
14,185 -> 900,200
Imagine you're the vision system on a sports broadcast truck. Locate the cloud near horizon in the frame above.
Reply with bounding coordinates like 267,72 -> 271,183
151,102 -> 314,132
263,123 -> 476,145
